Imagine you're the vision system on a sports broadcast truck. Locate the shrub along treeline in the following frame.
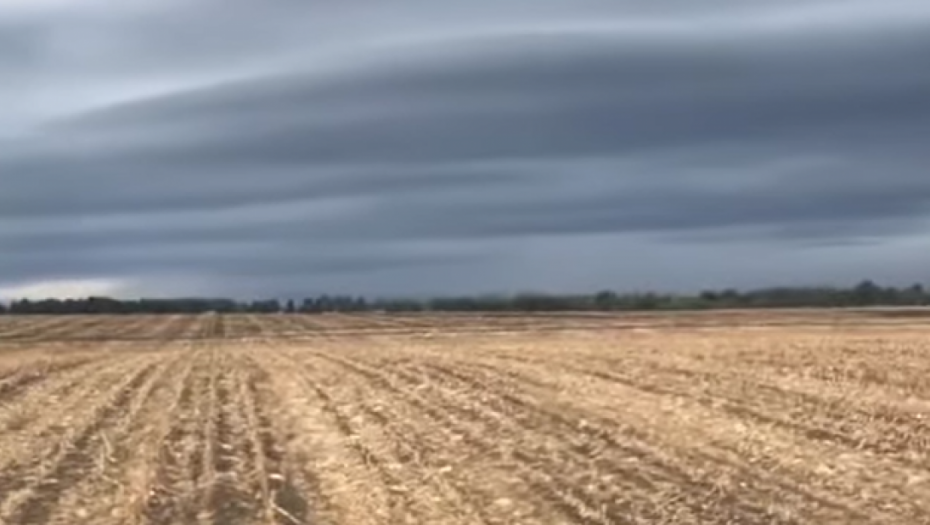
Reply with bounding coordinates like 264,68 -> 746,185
0,280 -> 928,315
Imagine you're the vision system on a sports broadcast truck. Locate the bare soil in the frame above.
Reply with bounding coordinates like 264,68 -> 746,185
0,311 -> 928,524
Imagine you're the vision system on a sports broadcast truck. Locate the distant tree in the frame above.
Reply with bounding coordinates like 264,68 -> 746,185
852,280 -> 881,306
4,279 -> 929,315
902,283 -> 927,306
632,293 -> 661,311
594,290 -> 618,310
10,299 -> 32,314
249,299 -> 281,314
353,296 -> 368,312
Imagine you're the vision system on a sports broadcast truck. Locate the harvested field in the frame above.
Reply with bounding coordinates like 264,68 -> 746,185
0,311 -> 928,524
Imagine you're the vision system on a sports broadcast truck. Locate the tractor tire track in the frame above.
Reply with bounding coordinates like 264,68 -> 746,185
237,354 -> 314,525
255,344 -> 396,525
141,344 -> 212,525
204,356 -> 256,525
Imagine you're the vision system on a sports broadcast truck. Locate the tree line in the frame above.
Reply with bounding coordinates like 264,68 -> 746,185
0,280 -> 927,315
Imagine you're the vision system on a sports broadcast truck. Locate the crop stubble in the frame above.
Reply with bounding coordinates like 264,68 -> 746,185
0,311 -> 928,524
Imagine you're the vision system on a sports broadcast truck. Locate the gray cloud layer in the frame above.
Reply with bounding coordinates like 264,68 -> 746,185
2,0 -> 930,297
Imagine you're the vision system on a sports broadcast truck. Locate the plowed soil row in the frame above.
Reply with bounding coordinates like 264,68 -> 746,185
0,314 -> 928,524
4,309 -> 920,344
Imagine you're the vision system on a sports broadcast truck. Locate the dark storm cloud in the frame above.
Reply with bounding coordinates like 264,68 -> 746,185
0,23 -> 43,70
0,246 -> 481,284
6,31 -> 930,225
2,0 -> 930,296
5,153 -> 930,251
42,27 -> 930,164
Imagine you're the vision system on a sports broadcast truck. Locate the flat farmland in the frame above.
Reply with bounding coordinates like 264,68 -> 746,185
0,312 -> 929,524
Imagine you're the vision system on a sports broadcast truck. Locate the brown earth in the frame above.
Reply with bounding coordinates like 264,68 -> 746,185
0,311 -> 928,524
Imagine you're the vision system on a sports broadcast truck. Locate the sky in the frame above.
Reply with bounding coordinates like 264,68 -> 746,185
2,0 -> 930,299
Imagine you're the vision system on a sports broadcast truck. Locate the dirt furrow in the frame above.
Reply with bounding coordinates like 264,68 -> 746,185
0,317 -> 76,341
484,350 -> 930,516
141,344 -> 212,524
0,357 -> 113,435
345,353 -> 705,522
39,350 -> 188,524
302,350 -> 692,524
205,355 -> 257,525
297,369 -> 414,523
0,352 -> 147,487
30,316 -> 115,342
502,351 -> 930,464
418,356 -> 910,522
194,346 -> 260,525
0,318 -> 54,338
254,345 -> 393,525
275,315 -> 323,337
99,317 -> 168,340
0,353 -> 104,402
332,348 -> 871,524
112,341 -> 198,525
1,314 -> 928,524
0,353 -> 165,523
236,354 -> 314,525
145,314 -> 210,341
289,351 -> 497,525
191,346 -> 220,524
